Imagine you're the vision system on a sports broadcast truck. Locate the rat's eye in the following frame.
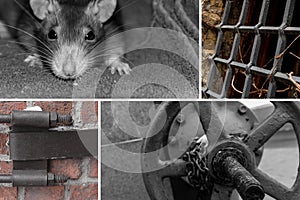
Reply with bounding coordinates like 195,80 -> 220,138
85,31 -> 96,41
48,29 -> 57,40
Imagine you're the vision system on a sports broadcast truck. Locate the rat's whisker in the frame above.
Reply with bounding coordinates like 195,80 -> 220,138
13,0 -> 42,28
89,22 -> 135,52
104,22 -> 137,36
36,44 -> 54,54
2,24 -> 53,54
114,0 -> 138,15
118,55 -> 134,66
15,53 -> 49,61
104,26 -> 124,37
88,44 -> 127,57
87,53 -> 119,62
7,40 -> 53,56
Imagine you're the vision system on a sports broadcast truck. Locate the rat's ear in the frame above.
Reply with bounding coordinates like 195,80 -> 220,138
86,0 -> 117,23
30,0 -> 59,20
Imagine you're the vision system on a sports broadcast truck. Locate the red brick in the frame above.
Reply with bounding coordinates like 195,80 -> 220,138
88,158 -> 98,178
0,187 -> 17,200
81,102 -> 98,124
0,134 -> 8,155
33,102 -> 72,114
49,159 -> 82,179
0,102 -> 26,114
69,184 -> 98,200
24,186 -> 64,200
95,103 -> 98,119
0,162 -> 12,174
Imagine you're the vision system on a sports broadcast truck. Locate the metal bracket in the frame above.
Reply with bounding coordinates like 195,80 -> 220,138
0,110 -> 98,187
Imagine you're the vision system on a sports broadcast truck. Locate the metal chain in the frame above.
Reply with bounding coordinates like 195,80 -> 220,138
182,136 -> 210,191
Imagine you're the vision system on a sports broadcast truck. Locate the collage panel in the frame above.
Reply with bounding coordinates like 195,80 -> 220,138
0,0 -> 199,99
5,0 -> 300,200
101,101 -> 299,200
0,0 -> 201,199
0,101 -> 98,199
202,0 -> 300,99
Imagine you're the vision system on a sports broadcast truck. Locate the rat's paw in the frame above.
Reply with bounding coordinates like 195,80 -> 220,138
24,54 -> 43,68
110,61 -> 131,76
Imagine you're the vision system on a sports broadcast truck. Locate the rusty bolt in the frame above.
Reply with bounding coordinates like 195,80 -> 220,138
238,105 -> 248,114
57,114 -> 73,125
176,114 -> 185,124
47,173 -> 69,186
50,112 -> 73,127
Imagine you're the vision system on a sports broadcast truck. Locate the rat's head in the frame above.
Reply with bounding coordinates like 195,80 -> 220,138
29,0 -> 117,79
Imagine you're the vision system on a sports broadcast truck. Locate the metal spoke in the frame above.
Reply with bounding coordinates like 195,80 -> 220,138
242,102 -> 300,200
143,171 -> 175,200
142,102 -> 192,200
288,117 -> 300,195
251,168 -> 297,200
157,159 -> 188,178
245,103 -> 291,152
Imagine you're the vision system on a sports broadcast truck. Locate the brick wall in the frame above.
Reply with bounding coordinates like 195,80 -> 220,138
202,0 -> 224,87
0,101 -> 98,200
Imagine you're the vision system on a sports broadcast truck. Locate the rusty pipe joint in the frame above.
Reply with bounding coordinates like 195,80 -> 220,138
208,141 -> 265,200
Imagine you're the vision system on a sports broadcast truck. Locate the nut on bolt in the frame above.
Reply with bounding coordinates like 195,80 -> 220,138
49,112 -> 73,127
47,173 -> 69,186
47,173 -> 55,185
176,114 -> 185,124
238,105 -> 248,114
57,114 -> 73,125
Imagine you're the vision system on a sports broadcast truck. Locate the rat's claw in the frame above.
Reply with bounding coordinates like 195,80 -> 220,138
24,54 -> 43,68
110,61 -> 131,76
123,65 -> 132,75
111,66 -> 116,74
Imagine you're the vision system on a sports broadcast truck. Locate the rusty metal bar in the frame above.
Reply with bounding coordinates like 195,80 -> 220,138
222,157 -> 265,200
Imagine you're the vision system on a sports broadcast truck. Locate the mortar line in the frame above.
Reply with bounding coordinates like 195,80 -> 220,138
17,187 -> 25,200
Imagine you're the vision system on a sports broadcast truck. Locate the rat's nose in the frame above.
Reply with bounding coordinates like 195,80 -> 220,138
63,65 -> 76,77
62,55 -> 76,77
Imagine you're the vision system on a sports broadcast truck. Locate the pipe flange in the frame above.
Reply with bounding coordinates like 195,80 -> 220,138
207,140 -> 256,186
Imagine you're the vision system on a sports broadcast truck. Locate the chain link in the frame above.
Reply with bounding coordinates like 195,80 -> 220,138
182,136 -> 210,191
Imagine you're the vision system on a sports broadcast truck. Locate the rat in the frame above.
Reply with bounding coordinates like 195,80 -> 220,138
0,0 -> 131,79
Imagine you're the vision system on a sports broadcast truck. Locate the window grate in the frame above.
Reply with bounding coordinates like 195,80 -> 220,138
203,0 -> 300,98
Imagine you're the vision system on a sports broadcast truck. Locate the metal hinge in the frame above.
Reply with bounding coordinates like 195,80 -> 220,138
0,110 -> 98,186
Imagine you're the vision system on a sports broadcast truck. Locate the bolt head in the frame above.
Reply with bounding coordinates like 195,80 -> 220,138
47,173 -> 55,186
238,105 -> 248,114
49,112 -> 58,127
176,114 -> 185,124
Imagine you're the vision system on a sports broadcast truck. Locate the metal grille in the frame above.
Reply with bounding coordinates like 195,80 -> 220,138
203,0 -> 300,98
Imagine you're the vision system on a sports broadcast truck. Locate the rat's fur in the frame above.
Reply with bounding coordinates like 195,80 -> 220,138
0,0 -> 130,79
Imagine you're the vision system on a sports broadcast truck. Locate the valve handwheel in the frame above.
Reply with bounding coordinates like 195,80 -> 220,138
243,102 -> 300,200
141,101 -> 214,200
142,101 -> 299,200
141,101 -> 255,200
